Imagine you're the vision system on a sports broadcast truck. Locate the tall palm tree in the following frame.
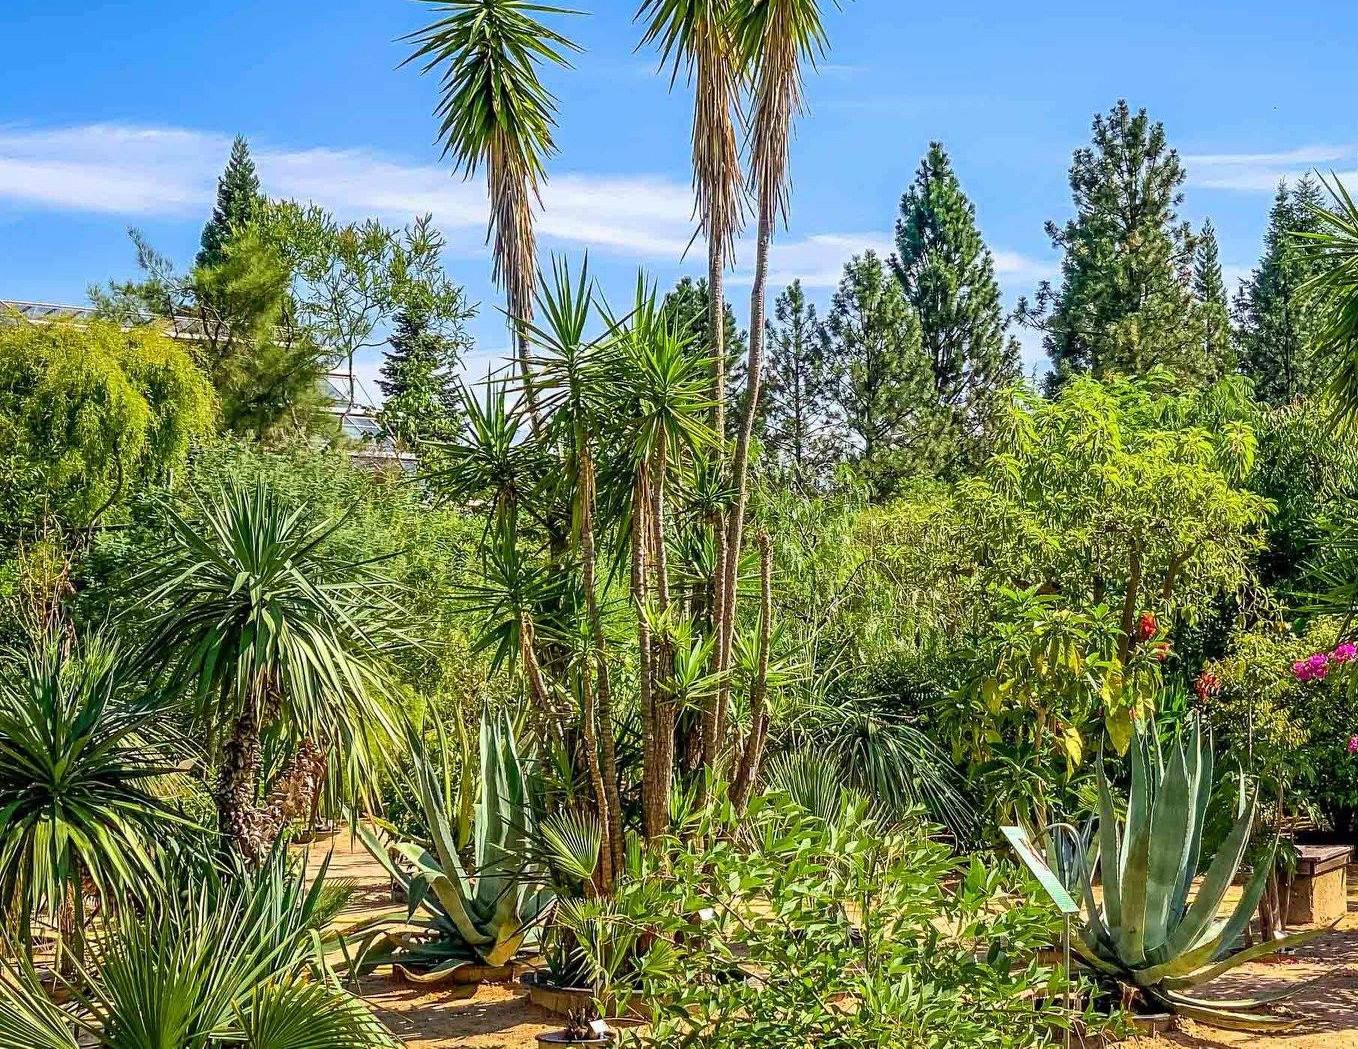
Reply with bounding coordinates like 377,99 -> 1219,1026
637,0 -> 745,768
0,629 -> 189,964
718,0 -> 831,757
404,0 -> 582,432
134,481 -> 409,862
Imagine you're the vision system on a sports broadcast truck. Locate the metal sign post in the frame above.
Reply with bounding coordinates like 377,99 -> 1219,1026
1000,826 -> 1080,1049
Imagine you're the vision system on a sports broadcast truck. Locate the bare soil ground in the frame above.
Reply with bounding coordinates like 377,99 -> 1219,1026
306,832 -> 1358,1048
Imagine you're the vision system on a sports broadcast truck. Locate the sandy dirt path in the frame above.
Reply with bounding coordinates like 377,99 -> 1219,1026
304,831 -> 1358,1048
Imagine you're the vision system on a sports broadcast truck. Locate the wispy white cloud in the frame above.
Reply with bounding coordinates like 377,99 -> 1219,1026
992,248 -> 1058,284
1184,143 -> 1357,191
0,124 -> 224,213
0,122 -> 697,259
0,122 -> 1052,311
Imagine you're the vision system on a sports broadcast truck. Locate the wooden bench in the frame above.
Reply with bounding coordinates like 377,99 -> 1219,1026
1286,844 -> 1352,926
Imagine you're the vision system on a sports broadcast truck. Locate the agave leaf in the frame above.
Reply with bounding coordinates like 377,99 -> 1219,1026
1158,786 -> 1257,961
1096,757 -> 1123,933
1161,923 -> 1335,991
1163,975 -> 1330,1011
1149,995 -> 1301,1033
1169,721 -> 1212,922
1116,735 -> 1154,965
1144,735 -> 1192,952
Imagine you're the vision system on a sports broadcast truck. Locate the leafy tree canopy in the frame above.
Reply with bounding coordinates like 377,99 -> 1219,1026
0,312 -> 214,539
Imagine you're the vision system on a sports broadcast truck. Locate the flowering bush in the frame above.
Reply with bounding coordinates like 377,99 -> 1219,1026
1201,618 -> 1358,837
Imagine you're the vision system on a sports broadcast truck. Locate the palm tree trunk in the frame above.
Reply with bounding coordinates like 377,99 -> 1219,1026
646,432 -> 674,837
732,532 -> 773,809
716,197 -> 776,747
218,698 -> 264,860
633,467 -> 665,839
491,147 -> 544,435
703,234 -> 729,774
519,613 -> 566,750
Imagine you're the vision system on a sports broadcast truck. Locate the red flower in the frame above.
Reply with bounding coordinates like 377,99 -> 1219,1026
1194,671 -> 1221,700
1137,612 -> 1159,642
1152,641 -> 1171,662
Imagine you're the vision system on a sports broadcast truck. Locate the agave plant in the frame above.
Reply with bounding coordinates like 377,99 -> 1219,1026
354,712 -> 591,983
1060,716 -> 1325,1031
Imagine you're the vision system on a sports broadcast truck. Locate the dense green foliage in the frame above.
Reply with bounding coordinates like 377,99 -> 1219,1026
0,314 -> 214,538
892,141 -> 1020,469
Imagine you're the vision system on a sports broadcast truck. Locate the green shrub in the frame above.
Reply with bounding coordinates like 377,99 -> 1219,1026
572,794 -> 1112,1048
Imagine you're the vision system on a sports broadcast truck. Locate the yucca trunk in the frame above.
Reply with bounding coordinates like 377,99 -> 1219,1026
519,613 -> 565,749
632,467 -> 666,839
715,201 -> 776,748
490,137 -> 544,435
645,431 -> 675,837
578,447 -> 622,886
218,697 -> 264,859
731,532 -> 773,808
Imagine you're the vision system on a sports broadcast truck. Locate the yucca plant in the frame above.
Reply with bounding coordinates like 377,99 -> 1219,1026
133,480 -> 410,862
0,628 -> 194,963
353,712 -> 568,983
1061,716 -> 1325,1031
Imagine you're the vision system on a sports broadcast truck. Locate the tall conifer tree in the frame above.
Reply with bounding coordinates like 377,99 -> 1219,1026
1193,220 -> 1233,372
197,136 -> 264,270
377,304 -> 467,446
827,252 -> 938,498
891,142 -> 1019,467
1235,177 -> 1327,405
761,280 -> 838,484
1018,101 -> 1208,389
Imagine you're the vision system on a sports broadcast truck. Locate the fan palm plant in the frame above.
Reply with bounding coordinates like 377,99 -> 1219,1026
133,481 -> 409,862
3,851 -> 395,1049
403,0 -> 582,432
0,628 -> 192,963
718,0 -> 834,771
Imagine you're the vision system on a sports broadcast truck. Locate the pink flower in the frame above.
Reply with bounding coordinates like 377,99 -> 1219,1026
1348,735 -> 1358,755
1334,643 -> 1357,664
1294,660 -> 1314,682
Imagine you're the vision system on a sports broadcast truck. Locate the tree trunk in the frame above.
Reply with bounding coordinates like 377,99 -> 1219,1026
578,446 -> 621,886
646,433 -> 675,837
731,533 -> 774,810
218,699 -> 264,860
716,196 -> 776,750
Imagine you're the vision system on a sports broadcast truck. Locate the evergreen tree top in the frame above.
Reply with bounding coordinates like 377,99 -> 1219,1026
197,135 -> 265,271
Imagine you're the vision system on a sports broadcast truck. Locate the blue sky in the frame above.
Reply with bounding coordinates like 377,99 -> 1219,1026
2,0 -> 1355,398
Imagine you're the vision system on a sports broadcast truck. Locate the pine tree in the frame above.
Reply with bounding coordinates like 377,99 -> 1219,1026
1235,177 -> 1328,405
377,305 -> 466,447
197,136 -> 264,271
826,252 -> 939,498
761,281 -> 839,485
892,143 -> 1020,404
1193,220 -> 1233,372
1018,101 -> 1208,390
891,142 -> 1020,469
